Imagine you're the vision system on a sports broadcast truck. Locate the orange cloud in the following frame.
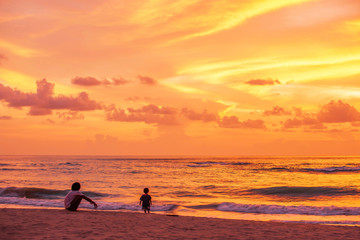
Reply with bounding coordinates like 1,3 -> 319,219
0,115 -> 12,120
245,78 -> 281,86
137,75 -> 157,85
57,111 -> 85,121
263,106 -> 291,116
282,100 -> 360,129
105,104 -> 178,125
283,117 -> 324,129
72,76 -> 129,86
0,53 -> 6,63
0,79 -> 102,115
181,108 -> 218,122
317,100 -> 360,123
218,116 -> 266,129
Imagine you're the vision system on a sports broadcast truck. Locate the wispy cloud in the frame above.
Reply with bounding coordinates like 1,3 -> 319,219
0,115 -> 12,120
72,76 -> 130,87
137,75 -> 157,85
105,104 -> 178,125
0,39 -> 42,57
218,116 -> 266,129
263,106 -> 291,116
246,79 -> 281,86
181,108 -> 218,122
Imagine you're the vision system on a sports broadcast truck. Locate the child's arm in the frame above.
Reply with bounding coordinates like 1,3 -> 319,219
139,200 -> 142,205
83,195 -> 98,208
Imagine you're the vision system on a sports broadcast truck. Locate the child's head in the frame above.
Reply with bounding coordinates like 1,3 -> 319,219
72,182 -> 81,191
143,188 -> 149,194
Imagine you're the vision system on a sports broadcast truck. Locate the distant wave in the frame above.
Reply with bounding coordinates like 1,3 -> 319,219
303,166 -> 360,173
0,168 -> 29,171
95,157 -> 200,161
188,161 -> 251,167
0,163 -> 12,166
0,187 -> 108,199
217,202 -> 360,216
248,186 -> 360,197
264,166 -> 360,174
58,162 -> 82,167
187,164 -> 211,168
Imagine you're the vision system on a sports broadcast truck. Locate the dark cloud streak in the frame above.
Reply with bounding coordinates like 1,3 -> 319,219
71,76 -> 130,86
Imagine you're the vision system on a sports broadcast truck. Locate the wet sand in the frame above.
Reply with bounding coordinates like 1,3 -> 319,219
1,208 -> 359,239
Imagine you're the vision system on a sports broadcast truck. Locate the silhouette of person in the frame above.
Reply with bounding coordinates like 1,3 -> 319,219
139,188 -> 152,213
64,182 -> 97,211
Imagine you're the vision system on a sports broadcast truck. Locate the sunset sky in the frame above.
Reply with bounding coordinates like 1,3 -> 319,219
1,0 -> 360,155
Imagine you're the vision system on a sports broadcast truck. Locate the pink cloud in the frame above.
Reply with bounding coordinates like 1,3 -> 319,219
72,76 -> 129,86
0,79 -> 102,115
218,116 -> 266,129
0,54 -> 6,63
351,122 -> 360,127
281,100 -> 359,129
263,106 -> 291,116
283,117 -> 324,129
125,96 -> 152,102
57,111 -> 85,120
110,77 -> 130,85
292,107 -> 304,118
245,78 -> 281,86
105,104 -> 177,125
317,100 -> 360,123
0,115 -> 12,120
29,106 -> 52,116
138,75 -> 157,85
181,108 -> 218,122
72,76 -> 101,86
128,104 -> 176,115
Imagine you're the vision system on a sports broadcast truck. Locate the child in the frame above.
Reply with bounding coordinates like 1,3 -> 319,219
64,182 -> 97,211
139,188 -> 152,213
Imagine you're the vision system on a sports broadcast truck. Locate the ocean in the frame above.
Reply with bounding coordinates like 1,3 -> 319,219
1,155 -> 360,225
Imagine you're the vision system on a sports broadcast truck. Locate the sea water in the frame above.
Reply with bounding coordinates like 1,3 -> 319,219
1,155 -> 360,225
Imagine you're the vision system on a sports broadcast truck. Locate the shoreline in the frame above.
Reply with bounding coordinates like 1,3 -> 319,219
1,208 -> 360,239
1,203 -> 360,227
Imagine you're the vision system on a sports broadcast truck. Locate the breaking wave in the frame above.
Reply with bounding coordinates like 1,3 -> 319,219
0,187 -> 108,199
248,186 -> 360,197
265,166 -> 360,174
303,166 -> 360,173
217,202 -> 360,216
188,161 -> 251,168
0,196 -> 176,212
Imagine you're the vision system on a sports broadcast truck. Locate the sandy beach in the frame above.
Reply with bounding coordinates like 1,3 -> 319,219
1,208 -> 359,240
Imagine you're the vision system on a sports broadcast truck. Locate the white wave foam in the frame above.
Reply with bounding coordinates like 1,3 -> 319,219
0,197 -> 176,212
304,166 -> 360,173
217,202 -> 360,216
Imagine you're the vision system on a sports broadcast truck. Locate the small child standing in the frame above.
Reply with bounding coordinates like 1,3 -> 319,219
139,188 -> 152,213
